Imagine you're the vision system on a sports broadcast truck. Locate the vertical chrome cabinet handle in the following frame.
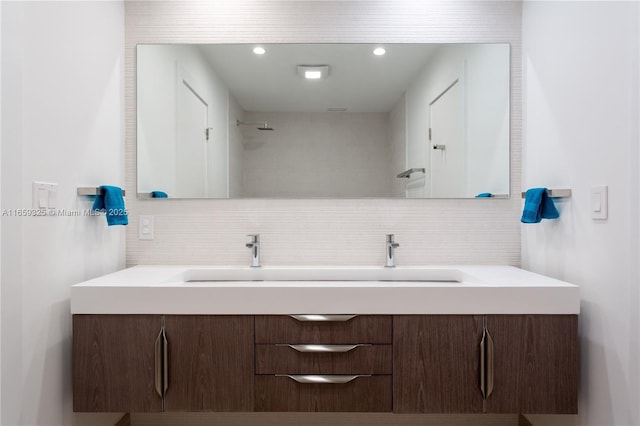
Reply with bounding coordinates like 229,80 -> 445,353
486,329 -> 494,398
479,328 -> 494,400
154,327 -> 168,399
480,330 -> 486,399
289,314 -> 357,322
278,374 -> 369,384
162,329 -> 168,397
154,328 -> 164,398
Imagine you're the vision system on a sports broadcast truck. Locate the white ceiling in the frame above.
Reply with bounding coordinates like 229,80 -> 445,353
199,43 -> 439,113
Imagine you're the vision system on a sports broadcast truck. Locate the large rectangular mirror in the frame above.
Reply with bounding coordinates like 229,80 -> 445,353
137,43 -> 510,199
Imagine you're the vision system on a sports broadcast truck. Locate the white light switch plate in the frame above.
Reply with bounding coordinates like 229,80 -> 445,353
32,181 -> 58,213
139,215 -> 154,240
591,186 -> 608,220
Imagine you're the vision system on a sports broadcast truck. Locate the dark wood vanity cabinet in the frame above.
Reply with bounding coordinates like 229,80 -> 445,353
393,314 -> 579,415
74,313 -> 577,415
72,314 -> 254,413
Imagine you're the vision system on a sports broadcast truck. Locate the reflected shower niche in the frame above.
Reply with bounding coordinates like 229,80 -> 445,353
137,43 -> 510,199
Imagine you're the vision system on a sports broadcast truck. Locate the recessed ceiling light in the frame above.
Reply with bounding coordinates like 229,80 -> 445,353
253,46 -> 266,55
305,71 -> 322,79
297,65 -> 330,80
373,47 -> 386,56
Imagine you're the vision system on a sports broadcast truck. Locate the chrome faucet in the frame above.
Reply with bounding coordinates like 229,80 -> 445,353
385,234 -> 400,268
246,234 -> 261,267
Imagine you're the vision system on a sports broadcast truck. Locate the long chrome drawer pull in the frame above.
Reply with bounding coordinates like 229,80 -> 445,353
278,344 -> 370,353
289,314 -> 357,322
278,374 -> 370,384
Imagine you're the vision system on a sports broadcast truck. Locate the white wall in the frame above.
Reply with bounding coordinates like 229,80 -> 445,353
405,43 -> 510,198
1,2 -> 125,425
388,94 -> 407,198
137,44 -> 228,198
521,2 -> 640,426
228,94 -> 245,198
241,111 -> 392,198
126,0 -> 522,268
0,1 -> 3,420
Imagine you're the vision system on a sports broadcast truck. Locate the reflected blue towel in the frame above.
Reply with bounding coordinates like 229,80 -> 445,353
92,185 -> 128,226
476,193 -> 492,198
151,191 -> 168,198
521,188 -> 559,223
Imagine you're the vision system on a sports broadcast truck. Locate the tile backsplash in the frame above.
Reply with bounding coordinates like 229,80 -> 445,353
125,0 -> 522,267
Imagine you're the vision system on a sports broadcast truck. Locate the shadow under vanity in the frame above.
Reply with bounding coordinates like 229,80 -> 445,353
71,265 -> 579,416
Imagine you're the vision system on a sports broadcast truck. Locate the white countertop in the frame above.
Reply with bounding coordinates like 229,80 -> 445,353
70,265 -> 580,315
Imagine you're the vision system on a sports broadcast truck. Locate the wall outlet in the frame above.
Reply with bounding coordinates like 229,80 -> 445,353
139,215 -> 154,240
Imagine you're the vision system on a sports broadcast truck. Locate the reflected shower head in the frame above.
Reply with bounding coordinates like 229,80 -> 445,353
236,119 -> 274,131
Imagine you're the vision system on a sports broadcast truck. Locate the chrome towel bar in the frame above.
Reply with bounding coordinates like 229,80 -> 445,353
77,187 -> 126,196
396,168 -> 426,179
521,189 -> 571,198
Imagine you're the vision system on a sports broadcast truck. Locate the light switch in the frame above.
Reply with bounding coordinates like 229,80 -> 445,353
591,186 -> 608,220
32,181 -> 58,213
139,215 -> 154,240
38,188 -> 48,208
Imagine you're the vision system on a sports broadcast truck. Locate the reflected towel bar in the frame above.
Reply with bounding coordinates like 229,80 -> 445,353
520,189 -> 571,198
397,168 -> 426,179
77,187 -> 126,196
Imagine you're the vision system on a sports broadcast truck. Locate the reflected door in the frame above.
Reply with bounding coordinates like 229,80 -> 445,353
429,79 -> 466,198
176,80 -> 208,198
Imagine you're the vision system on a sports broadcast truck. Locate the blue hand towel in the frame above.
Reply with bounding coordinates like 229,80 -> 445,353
521,188 -> 559,223
476,192 -> 492,198
92,185 -> 128,226
151,191 -> 168,198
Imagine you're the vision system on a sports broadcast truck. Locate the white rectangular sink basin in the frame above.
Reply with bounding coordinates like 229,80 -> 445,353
176,267 -> 479,285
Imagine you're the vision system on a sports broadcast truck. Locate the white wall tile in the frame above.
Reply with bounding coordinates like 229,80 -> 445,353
125,0 -> 522,267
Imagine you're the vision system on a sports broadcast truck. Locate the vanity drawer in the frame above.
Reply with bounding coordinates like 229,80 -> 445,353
255,374 -> 392,412
255,315 -> 392,344
255,344 -> 392,375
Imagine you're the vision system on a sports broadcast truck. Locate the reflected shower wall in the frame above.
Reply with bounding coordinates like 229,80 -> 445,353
238,111 -> 400,198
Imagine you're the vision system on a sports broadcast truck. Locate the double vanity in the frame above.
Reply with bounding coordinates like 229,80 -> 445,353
71,264 -> 579,415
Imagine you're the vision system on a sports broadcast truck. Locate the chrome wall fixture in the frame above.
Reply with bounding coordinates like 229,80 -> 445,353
77,187 -> 126,196
520,189 -> 572,198
396,168 -> 426,179
236,119 -> 274,131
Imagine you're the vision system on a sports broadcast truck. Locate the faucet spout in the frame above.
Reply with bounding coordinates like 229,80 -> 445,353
246,234 -> 261,268
385,234 -> 400,268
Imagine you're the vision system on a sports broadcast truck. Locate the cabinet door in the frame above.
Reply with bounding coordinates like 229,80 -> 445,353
164,315 -> 254,411
73,314 -> 162,412
486,315 -> 578,414
393,315 -> 484,413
